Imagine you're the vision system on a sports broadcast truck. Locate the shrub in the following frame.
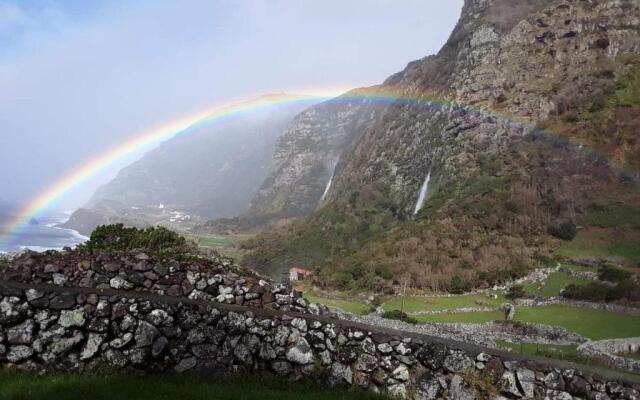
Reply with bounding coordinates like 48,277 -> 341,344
374,265 -> 393,280
598,265 -> 632,283
506,285 -> 526,300
562,282 -> 610,302
562,280 -> 640,303
381,310 -> 418,324
450,276 -> 469,294
83,224 -> 191,253
459,260 -> 473,270
548,221 -> 577,241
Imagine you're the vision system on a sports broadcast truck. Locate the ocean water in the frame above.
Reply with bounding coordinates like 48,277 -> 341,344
0,213 -> 87,254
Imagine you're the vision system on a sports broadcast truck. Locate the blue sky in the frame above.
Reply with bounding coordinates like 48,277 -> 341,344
0,0 -> 463,210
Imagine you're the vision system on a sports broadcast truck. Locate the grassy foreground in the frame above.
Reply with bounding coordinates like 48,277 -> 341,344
0,373 -> 382,400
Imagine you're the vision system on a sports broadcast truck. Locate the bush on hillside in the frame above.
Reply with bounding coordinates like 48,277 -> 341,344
506,285 -> 526,300
548,221 -> 577,241
381,310 -> 418,324
562,282 -> 611,302
450,276 -> 469,294
598,264 -> 632,283
83,224 -> 192,253
562,281 -> 640,303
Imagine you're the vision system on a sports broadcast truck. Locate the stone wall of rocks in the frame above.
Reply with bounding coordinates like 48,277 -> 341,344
0,281 -> 638,400
578,339 -> 640,375
0,250 -> 324,315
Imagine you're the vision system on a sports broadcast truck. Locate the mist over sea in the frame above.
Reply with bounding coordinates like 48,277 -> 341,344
0,211 -> 87,253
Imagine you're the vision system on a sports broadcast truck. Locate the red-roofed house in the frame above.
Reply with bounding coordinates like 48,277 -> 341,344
289,267 -> 314,282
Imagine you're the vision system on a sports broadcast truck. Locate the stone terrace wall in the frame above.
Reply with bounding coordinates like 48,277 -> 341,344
578,339 -> 640,375
0,281 -> 638,400
1,250 -> 323,315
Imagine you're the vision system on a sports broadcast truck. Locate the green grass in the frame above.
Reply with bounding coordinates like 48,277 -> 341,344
497,340 -> 578,359
0,373 -> 382,400
522,272 -> 592,298
583,203 -> 640,229
560,264 -> 598,274
555,228 -> 640,264
304,292 -> 372,315
190,234 -> 249,260
415,311 -> 503,324
196,235 -> 234,247
416,305 -> 640,340
382,293 -> 505,314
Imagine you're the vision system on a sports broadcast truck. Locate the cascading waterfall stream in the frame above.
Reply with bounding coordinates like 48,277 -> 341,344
320,175 -> 334,202
413,171 -> 431,215
320,162 -> 338,202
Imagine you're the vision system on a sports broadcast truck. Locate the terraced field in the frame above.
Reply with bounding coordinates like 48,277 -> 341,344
522,271 -> 592,298
382,293 -> 505,313
414,304 -> 640,340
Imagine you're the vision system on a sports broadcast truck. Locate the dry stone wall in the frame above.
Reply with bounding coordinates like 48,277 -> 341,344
578,339 -> 640,375
0,279 -> 639,400
1,250 -> 324,315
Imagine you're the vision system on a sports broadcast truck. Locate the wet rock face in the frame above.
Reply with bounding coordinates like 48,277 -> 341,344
1,283 -> 638,400
1,250 -> 328,316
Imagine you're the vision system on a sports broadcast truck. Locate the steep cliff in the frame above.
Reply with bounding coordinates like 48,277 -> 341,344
243,0 -> 640,289
63,99 -> 314,235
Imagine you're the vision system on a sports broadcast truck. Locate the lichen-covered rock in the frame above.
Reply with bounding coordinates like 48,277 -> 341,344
6,345 -> 33,362
134,321 -> 159,347
329,362 -> 353,386
516,368 -> 535,398
7,319 -> 34,344
58,309 -> 86,328
443,352 -> 474,373
449,374 -> 476,400
286,337 -> 313,365
81,333 -> 106,360
174,357 -> 197,373
355,353 -> 378,372
0,297 -> 28,325
110,276 -> 134,290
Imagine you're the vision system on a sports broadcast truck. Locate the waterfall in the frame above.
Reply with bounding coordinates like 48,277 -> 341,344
413,171 -> 431,215
320,175 -> 333,201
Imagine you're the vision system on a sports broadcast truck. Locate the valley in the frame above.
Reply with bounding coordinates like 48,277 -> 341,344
3,0 -> 639,398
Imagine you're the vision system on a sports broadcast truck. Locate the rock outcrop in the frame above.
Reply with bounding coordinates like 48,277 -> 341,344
242,0 -> 640,289
63,98 -> 316,235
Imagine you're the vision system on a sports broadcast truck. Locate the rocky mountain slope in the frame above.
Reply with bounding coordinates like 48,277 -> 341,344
241,0 -> 640,289
63,99 -> 314,235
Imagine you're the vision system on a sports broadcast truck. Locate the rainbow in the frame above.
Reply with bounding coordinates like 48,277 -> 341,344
1,85 -> 573,245
0,90 -> 350,244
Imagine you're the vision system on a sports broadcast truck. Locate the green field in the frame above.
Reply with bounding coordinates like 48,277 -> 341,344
190,234 -> 248,259
382,293 -> 505,314
304,292 -> 372,315
0,373 -> 381,400
497,341 -> 578,359
560,264 -> 598,274
196,235 -> 234,247
416,305 -> 640,340
522,272 -> 592,298
555,228 -> 640,263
